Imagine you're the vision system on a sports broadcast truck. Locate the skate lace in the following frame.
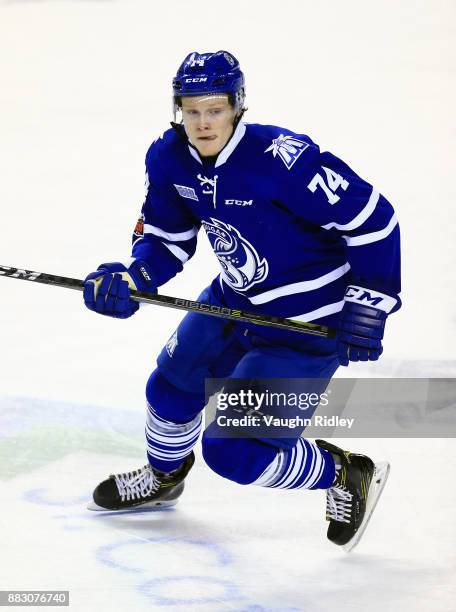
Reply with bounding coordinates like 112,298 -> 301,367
114,466 -> 161,502
326,484 -> 353,523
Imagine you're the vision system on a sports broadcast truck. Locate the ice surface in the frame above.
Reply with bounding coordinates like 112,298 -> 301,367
0,1 -> 455,610
0,398 -> 456,612
2,396 -> 456,612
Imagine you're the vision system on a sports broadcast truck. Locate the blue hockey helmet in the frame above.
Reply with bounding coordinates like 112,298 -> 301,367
172,50 -> 245,117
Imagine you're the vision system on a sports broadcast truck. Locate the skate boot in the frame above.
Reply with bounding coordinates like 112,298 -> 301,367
316,440 -> 390,552
87,452 -> 195,511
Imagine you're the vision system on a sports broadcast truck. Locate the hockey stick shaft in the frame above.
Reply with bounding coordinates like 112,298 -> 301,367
0,265 -> 336,338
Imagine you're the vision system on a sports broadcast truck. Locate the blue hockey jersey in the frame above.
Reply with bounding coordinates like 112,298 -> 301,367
129,121 -> 401,330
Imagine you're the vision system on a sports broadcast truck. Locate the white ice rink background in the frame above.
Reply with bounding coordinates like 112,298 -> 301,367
0,1 -> 455,610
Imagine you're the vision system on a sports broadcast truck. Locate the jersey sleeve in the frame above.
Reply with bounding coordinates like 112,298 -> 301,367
129,140 -> 200,288
282,146 -> 401,313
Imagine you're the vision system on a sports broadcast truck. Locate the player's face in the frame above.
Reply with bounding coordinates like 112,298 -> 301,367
181,95 -> 237,156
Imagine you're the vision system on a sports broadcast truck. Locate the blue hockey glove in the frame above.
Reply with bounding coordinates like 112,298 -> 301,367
83,260 -> 156,319
337,301 -> 387,366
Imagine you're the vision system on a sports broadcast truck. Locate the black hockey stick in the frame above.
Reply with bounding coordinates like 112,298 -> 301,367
0,264 -> 336,338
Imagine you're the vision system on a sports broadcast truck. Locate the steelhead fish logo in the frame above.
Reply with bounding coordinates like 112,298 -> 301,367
202,217 -> 268,292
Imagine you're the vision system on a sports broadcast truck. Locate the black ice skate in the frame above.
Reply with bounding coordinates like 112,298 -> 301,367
87,452 -> 195,511
316,440 -> 390,553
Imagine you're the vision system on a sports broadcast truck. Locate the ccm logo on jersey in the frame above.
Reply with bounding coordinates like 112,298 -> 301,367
344,285 -> 397,313
225,199 -> 253,206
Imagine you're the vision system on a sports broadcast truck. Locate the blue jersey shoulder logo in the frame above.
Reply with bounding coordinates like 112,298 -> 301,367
202,218 -> 269,292
264,134 -> 309,169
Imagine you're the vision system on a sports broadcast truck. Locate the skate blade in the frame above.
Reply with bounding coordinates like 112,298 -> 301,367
342,461 -> 390,554
87,498 -> 179,512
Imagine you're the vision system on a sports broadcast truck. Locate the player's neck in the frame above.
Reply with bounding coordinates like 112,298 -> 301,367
200,154 -> 218,165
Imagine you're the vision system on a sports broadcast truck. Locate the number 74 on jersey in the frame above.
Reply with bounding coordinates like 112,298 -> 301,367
307,166 -> 349,205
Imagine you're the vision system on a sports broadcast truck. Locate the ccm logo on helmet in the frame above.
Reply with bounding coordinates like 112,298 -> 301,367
185,77 -> 208,83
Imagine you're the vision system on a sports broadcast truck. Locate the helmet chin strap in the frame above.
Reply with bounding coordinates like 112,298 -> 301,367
233,107 -> 245,128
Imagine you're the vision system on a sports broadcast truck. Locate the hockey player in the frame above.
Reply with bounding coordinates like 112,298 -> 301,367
83,51 -> 400,551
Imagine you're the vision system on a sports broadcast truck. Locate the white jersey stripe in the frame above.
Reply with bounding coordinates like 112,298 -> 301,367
322,188 -> 380,231
161,242 -> 190,263
343,213 -> 398,247
187,145 -> 203,165
249,263 -> 350,305
144,224 -> 198,242
215,122 -> 247,168
290,299 -> 345,323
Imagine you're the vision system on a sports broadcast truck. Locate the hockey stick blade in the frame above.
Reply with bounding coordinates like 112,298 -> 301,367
0,264 -> 336,338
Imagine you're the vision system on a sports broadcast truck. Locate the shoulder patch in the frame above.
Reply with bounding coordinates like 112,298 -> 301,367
133,213 -> 145,237
174,184 -> 199,201
264,134 -> 309,169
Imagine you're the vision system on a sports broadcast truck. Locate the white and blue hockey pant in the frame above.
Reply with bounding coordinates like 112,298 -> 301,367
145,286 -> 339,490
